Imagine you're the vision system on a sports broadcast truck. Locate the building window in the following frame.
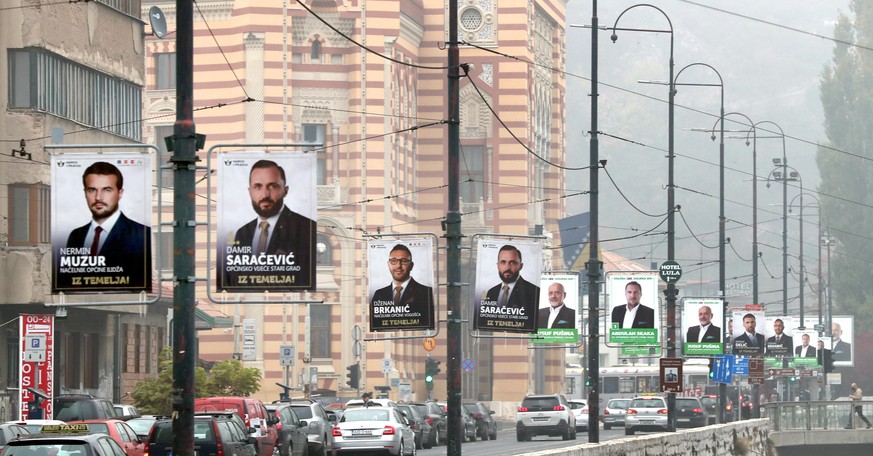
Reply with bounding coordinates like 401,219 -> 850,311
316,234 -> 332,266
310,41 -> 322,63
64,333 -> 81,389
122,324 -> 130,373
7,48 -> 142,140
134,325 -> 142,374
84,333 -> 99,388
459,144 -> 484,202
302,124 -> 327,185
154,124 -> 174,189
155,53 -> 176,90
6,336 -> 18,387
310,305 -> 332,358
8,183 -> 50,246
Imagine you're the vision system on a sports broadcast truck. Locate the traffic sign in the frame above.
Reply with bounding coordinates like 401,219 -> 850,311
462,359 -> 475,373
423,337 -> 436,352
768,368 -> 797,377
713,354 -> 733,384
733,356 -> 749,375
381,358 -> 393,374
659,260 -> 682,283
279,345 -> 295,366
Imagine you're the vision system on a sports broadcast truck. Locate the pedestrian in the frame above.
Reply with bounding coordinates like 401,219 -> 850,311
845,383 -> 872,429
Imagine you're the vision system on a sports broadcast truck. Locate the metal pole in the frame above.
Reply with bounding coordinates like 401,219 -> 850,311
798,189 -> 804,325
445,1 -> 462,454
665,28 -> 677,436
586,0 -> 601,443
172,0 -> 196,455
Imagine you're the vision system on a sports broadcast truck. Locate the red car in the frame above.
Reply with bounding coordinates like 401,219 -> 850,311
68,419 -> 145,456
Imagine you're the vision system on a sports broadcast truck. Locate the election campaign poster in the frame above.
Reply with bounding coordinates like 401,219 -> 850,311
606,271 -> 659,345
534,274 -> 579,344
682,298 -> 724,355
473,240 -> 543,333
367,238 -> 436,331
731,310 -> 766,356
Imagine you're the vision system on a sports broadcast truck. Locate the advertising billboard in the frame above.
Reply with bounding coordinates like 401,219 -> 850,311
730,310 -> 765,356
216,152 -> 317,291
682,298 -> 724,355
606,271 -> 659,345
367,238 -> 436,331
535,274 -> 579,344
51,153 -> 153,293
763,316 -> 794,357
473,240 -> 542,333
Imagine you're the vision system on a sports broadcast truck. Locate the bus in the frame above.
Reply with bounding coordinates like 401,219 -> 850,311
595,360 -> 711,406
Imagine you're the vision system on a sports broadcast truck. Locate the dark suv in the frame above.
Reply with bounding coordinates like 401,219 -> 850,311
463,402 -> 497,440
147,415 -> 257,456
412,402 -> 446,447
54,394 -> 117,421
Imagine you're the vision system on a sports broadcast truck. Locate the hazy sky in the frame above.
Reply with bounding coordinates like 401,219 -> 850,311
563,1 -> 851,308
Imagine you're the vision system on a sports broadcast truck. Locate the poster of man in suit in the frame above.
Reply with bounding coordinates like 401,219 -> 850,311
535,274 -> 579,344
216,152 -> 317,291
605,271 -> 659,345
731,310 -> 765,356
473,239 -> 542,333
367,238 -> 435,331
682,298 -> 723,355
51,153 -> 153,293
764,316 -> 794,357
830,316 -> 854,366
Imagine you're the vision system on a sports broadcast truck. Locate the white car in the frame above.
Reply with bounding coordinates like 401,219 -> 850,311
331,406 -> 415,456
625,396 -> 668,435
516,394 -> 577,441
602,398 -> 631,430
568,400 -> 589,431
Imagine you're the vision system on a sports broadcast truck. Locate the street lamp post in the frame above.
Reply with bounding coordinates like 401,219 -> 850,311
789,191 -> 820,329
671,62 -> 725,422
610,3 -> 676,432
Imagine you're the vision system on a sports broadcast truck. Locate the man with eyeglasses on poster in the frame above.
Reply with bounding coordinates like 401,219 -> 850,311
370,244 -> 434,330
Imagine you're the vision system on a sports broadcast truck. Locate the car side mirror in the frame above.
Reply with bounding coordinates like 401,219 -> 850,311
248,436 -> 258,445
328,415 -> 337,423
299,420 -> 308,427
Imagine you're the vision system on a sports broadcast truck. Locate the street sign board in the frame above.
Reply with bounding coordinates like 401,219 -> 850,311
733,356 -> 749,375
767,368 -> 798,377
19,314 -> 54,420
660,357 -> 683,393
713,354 -> 733,384
381,358 -> 393,374
659,260 -> 682,283
279,345 -> 295,366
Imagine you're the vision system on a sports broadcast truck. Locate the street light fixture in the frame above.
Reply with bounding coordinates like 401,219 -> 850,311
789,191 -> 821,329
610,2 -> 676,432
753,121 -> 788,316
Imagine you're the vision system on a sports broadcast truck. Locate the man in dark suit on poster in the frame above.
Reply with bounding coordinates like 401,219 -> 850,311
370,244 -> 434,330
222,159 -> 316,289
611,281 -> 656,328
733,313 -> 765,353
538,282 -> 576,329
686,305 -> 721,343
832,322 -> 852,361
484,245 -> 540,310
765,318 -> 793,354
62,161 -> 151,291
795,333 -> 817,357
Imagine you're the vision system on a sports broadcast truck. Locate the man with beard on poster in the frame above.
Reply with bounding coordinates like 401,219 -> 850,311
222,159 -> 315,289
370,244 -> 434,330
478,245 -> 540,331
61,161 -> 151,291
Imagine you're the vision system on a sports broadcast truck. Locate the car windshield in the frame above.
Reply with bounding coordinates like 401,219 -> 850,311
5,443 -> 92,456
83,424 -> 109,435
630,398 -> 665,408
462,405 -> 478,413
699,397 -> 716,406
521,397 -> 560,411
608,400 -> 630,409
290,406 -> 313,420
126,419 -> 154,435
341,409 -> 389,422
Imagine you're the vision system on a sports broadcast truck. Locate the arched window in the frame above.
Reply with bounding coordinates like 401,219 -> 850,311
310,41 -> 322,62
316,233 -> 333,265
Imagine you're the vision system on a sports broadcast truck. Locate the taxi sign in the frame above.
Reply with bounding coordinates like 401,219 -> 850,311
40,424 -> 90,434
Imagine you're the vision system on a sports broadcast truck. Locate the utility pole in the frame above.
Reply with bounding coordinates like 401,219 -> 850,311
171,0 -> 198,455
445,0 -> 462,455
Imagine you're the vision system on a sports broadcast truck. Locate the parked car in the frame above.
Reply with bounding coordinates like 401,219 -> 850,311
438,402 -> 477,442
625,396 -> 668,435
54,395 -> 117,421
462,402 -> 497,440
515,394 -> 576,441
3,420 -> 66,434
395,404 -> 433,449
0,423 -> 30,452
675,397 -> 708,428
146,415 -> 257,456
412,402 -> 446,447
344,398 -> 397,408
568,399 -> 589,432
66,419 -> 144,456
286,400 -> 335,456
113,404 -> 140,418
125,415 -> 166,441
331,407 -> 415,456
265,403 -> 309,456
194,397 -> 279,456
601,398 -> 631,430
2,423 -> 127,456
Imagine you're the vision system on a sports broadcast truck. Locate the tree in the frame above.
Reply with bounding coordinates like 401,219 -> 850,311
202,358 -> 262,397
818,1 -> 873,328
132,347 -> 261,414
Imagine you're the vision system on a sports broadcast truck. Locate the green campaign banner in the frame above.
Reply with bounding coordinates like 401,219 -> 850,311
622,345 -> 657,355
609,324 -> 658,345
684,342 -> 723,355
533,328 -> 578,344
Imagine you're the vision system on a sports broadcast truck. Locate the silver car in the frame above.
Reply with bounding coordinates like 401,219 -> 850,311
602,398 -> 631,430
331,407 -> 416,456
287,400 -> 336,456
624,396 -> 668,435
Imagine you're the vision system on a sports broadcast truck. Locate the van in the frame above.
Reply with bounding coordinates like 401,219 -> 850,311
194,397 -> 279,456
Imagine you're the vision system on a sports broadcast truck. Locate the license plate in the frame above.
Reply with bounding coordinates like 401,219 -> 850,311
351,429 -> 372,435
640,420 -> 653,424
532,417 -> 549,422
678,418 -> 690,422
